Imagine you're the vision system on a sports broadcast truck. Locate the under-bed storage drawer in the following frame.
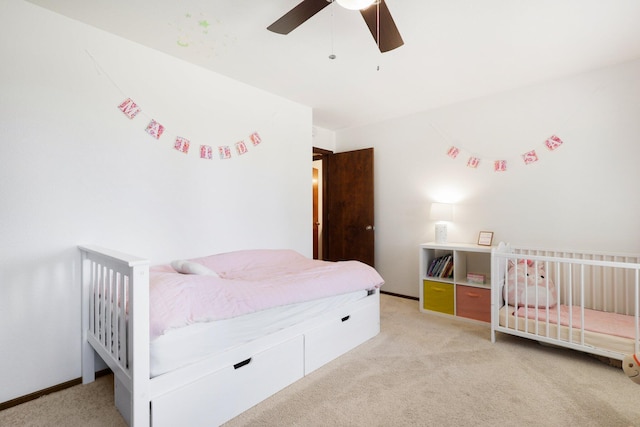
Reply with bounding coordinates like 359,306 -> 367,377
423,280 -> 454,315
456,285 -> 490,322
151,334 -> 304,427
304,295 -> 380,374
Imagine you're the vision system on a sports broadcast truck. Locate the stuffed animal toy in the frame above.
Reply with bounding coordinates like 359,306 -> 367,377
503,259 -> 557,307
623,354 -> 640,384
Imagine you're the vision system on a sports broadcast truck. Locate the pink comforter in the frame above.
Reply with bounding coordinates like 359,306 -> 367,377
148,249 -> 384,339
515,305 -> 637,340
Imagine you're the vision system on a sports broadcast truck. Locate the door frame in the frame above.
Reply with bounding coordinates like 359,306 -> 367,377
312,147 -> 333,260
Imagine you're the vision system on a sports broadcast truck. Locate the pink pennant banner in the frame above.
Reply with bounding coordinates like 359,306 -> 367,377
145,120 -> 165,139
200,145 -> 213,159
545,135 -> 563,151
522,150 -> 538,165
441,133 -> 563,172
250,132 -> 262,146
174,137 -> 190,154
494,160 -> 507,172
218,146 -> 232,159
117,98 -> 141,119
467,157 -> 480,169
235,141 -> 248,155
115,96 -> 263,159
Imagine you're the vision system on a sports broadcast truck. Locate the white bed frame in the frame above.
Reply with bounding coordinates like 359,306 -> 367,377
491,243 -> 640,361
80,245 -> 381,426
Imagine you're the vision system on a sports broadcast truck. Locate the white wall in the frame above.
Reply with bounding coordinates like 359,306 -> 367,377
0,0 -> 311,403
336,59 -> 640,297
312,126 -> 336,152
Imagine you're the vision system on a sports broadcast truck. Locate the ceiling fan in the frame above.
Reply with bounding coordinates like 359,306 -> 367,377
267,0 -> 404,53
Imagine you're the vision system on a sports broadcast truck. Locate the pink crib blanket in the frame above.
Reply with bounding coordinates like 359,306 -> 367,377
515,304 -> 638,340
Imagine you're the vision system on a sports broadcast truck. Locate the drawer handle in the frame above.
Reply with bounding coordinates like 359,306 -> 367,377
466,292 -> 480,298
234,358 -> 252,370
341,315 -> 350,322
432,288 -> 445,293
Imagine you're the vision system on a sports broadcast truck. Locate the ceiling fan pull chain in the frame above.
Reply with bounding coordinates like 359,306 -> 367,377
329,0 -> 336,59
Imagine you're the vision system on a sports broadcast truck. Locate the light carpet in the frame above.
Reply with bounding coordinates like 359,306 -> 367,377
1,294 -> 638,426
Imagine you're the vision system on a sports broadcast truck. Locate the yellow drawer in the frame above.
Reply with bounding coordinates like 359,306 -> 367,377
423,280 -> 454,315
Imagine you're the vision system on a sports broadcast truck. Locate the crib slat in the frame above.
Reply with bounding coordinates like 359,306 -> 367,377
634,269 -> 640,354
579,263 -> 585,346
554,261 -> 561,341
567,262 -> 573,342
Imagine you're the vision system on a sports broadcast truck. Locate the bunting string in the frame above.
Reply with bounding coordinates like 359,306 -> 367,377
87,50 -> 264,161
430,121 -> 563,173
87,49 -> 613,170
426,75 -> 613,172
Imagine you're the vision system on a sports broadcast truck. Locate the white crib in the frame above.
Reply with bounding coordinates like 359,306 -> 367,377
491,243 -> 640,361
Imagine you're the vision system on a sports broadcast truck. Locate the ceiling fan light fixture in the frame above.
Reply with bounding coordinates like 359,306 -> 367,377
335,0 -> 376,11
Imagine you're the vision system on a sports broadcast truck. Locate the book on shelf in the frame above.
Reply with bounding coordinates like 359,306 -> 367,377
466,273 -> 485,284
432,255 -> 447,276
427,254 -> 453,278
426,258 -> 436,276
440,257 -> 454,278
426,256 -> 441,276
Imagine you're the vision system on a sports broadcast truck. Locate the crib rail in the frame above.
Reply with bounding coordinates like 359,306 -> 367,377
491,244 -> 640,360
80,245 -> 150,426
512,248 -> 640,314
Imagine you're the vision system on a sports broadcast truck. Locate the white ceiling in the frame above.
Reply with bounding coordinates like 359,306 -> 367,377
26,0 -> 640,131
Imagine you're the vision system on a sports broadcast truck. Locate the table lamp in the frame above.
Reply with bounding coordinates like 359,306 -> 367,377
430,203 -> 453,244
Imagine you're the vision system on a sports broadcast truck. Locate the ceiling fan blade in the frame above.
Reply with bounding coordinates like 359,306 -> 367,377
267,0 -> 332,35
360,0 -> 404,52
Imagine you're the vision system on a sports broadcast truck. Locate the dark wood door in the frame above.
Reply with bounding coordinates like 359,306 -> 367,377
323,148 -> 375,267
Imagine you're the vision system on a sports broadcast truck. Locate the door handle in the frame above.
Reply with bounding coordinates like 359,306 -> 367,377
365,225 -> 374,231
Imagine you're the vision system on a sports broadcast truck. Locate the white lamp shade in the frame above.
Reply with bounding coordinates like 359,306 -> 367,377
430,203 -> 453,222
336,0 -> 376,10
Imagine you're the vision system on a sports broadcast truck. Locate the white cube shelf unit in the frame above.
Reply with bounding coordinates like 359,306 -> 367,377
419,242 -> 492,323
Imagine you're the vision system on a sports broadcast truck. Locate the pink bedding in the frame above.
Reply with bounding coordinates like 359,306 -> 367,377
515,304 -> 638,340
148,249 -> 384,339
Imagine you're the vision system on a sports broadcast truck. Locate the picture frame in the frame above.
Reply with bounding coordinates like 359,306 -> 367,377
477,231 -> 494,246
